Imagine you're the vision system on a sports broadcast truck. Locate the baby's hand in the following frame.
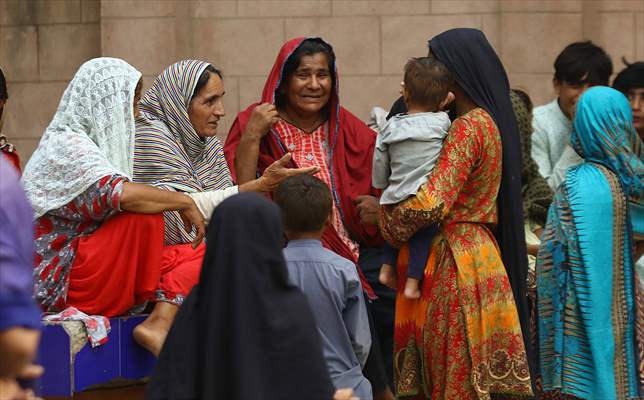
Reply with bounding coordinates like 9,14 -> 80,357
439,91 -> 455,111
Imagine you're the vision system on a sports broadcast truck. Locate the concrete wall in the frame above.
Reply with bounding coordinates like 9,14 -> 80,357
1,0 -> 100,165
2,0 -> 643,167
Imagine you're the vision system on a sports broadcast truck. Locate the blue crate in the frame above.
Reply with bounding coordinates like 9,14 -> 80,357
36,315 -> 156,397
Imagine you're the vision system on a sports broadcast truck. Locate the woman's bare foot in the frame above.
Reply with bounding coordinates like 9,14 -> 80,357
379,264 -> 397,289
133,322 -> 167,357
133,302 -> 179,357
403,277 -> 421,299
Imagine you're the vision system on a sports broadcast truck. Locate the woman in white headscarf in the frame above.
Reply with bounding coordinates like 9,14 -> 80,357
22,58 -> 205,356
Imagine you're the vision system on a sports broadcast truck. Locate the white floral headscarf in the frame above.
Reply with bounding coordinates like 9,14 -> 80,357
22,58 -> 141,218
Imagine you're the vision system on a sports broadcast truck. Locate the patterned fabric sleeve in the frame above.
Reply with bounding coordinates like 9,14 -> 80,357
73,175 -> 127,221
46,175 -> 128,222
378,116 -> 480,247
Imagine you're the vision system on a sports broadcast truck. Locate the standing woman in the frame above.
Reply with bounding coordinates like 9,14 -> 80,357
537,87 -> 643,399
22,58 -> 205,355
380,28 -> 533,398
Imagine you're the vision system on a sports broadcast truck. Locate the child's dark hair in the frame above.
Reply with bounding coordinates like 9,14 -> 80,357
276,38 -> 336,109
613,57 -> 644,95
554,41 -> 612,86
274,175 -> 332,233
403,57 -> 453,111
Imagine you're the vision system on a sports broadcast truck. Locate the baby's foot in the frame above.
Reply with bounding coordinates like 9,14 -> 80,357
379,264 -> 397,289
403,278 -> 421,299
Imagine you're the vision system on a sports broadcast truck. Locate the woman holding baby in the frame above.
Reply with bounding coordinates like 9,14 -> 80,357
379,28 -> 534,399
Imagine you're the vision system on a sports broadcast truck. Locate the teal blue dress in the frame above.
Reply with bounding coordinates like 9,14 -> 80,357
537,86 -> 644,399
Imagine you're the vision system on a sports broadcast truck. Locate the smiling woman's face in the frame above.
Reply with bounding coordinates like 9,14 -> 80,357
188,72 -> 225,138
282,53 -> 332,118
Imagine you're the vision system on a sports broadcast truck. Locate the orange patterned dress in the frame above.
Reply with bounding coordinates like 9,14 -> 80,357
379,108 -> 533,399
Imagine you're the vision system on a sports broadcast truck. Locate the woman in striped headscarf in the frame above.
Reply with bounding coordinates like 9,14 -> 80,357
133,60 -> 316,354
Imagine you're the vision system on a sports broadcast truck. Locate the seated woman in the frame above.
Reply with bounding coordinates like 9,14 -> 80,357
21,58 -> 205,357
147,193 -> 338,400
134,60 -> 316,246
224,37 -> 394,399
537,86 -> 643,399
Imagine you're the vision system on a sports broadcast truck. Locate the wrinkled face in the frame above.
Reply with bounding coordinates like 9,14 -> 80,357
188,73 -> 225,138
555,79 -> 594,120
626,87 -> 644,137
133,79 -> 142,119
282,53 -> 332,118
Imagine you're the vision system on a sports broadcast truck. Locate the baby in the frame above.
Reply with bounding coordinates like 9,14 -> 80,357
373,56 -> 454,299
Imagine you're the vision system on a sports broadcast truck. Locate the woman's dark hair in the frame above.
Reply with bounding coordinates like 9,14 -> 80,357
191,64 -> 222,101
612,57 -> 644,94
0,67 -> 8,100
554,41 -> 613,86
274,175 -> 332,233
275,38 -> 336,110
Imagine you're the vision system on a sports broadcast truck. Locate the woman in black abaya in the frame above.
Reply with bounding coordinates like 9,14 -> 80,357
147,193 -> 336,400
381,28 -> 535,398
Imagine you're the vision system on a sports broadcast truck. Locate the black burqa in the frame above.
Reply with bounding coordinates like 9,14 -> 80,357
388,28 -> 536,385
146,193 -> 335,400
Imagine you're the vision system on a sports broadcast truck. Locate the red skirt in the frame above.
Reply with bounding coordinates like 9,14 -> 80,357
66,212 -> 205,317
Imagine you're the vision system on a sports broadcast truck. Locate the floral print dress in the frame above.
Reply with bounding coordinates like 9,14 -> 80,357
379,108 -> 532,399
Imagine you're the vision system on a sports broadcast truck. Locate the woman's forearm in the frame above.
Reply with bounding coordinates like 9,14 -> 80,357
379,186 -> 445,247
238,178 -> 269,193
120,182 -> 192,213
234,131 -> 262,184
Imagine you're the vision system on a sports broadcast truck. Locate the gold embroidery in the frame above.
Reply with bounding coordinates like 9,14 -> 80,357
472,350 -> 532,397
395,337 -> 422,397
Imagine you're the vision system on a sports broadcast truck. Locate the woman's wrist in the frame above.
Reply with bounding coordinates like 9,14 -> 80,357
241,126 -> 265,143
239,178 -> 269,193
173,192 -> 194,211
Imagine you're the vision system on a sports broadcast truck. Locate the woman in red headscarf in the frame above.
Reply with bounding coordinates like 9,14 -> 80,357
224,37 -> 394,399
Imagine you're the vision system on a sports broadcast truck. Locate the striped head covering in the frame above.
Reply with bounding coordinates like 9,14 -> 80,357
572,86 -> 643,199
134,60 -> 232,244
